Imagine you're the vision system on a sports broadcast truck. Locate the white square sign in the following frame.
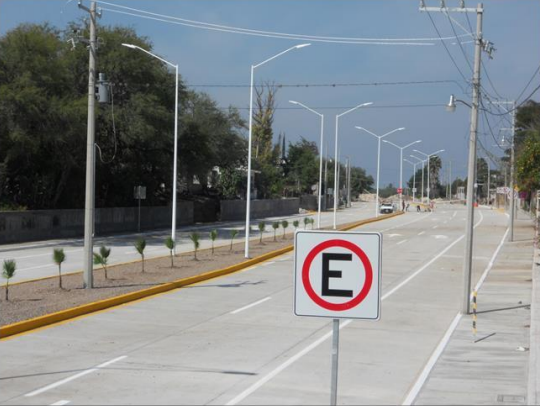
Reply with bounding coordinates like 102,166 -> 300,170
294,230 -> 382,320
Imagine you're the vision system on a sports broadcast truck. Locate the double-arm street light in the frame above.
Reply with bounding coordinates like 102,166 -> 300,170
355,126 -> 405,217
383,139 -> 422,210
289,100 -> 324,229
122,43 -> 179,252
404,159 -> 419,202
244,44 -> 311,258
413,149 -> 445,204
333,103 -> 373,229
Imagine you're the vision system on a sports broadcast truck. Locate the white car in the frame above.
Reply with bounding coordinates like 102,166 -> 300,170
380,203 -> 395,214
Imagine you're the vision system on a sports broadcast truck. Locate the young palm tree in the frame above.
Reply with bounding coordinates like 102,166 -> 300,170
93,245 -> 111,279
272,222 -> 279,241
52,248 -> 66,289
134,238 -> 146,272
310,218 -> 315,229
293,220 -> 299,231
258,221 -> 266,244
164,237 -> 175,268
210,229 -> 218,254
189,232 -> 200,260
281,220 -> 289,239
229,229 -> 239,251
304,217 -> 310,229
2,259 -> 16,301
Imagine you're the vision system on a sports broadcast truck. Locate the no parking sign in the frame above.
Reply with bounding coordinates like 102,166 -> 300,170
294,230 -> 382,320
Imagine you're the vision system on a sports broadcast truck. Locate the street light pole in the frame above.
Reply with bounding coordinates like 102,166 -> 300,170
289,100 -> 324,229
411,155 -> 426,204
244,44 -> 310,258
384,140 -> 422,210
333,102 -> 373,229
356,126 -> 405,217
404,159 -> 418,202
122,43 -> 179,253
413,149 -> 445,204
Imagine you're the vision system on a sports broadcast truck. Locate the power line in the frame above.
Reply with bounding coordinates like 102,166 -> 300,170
443,10 -> 474,73
515,63 -> 540,103
217,103 -> 447,111
96,0 -> 469,45
186,79 -> 465,89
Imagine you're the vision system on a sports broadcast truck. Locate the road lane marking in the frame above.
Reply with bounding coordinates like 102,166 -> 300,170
418,231 -> 425,236
402,220 -> 507,405
50,401 -> 71,406
4,249 -> 81,261
230,297 -> 272,315
432,225 -> 438,229
19,264 -> 56,272
24,356 -> 127,397
381,212 -> 433,233
226,211 -> 485,406
396,240 -> 407,245
452,211 -> 457,218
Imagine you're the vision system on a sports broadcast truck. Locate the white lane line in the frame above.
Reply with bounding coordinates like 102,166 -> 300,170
226,211 -> 486,406
432,225 -> 438,229
381,212 -> 433,233
396,240 -> 408,246
418,231 -> 425,236
4,248 -> 81,261
50,401 -> 71,406
262,261 -> 275,267
402,217 -> 506,406
401,313 -> 462,405
452,211 -> 457,218
24,356 -> 127,397
230,297 -> 272,315
19,264 -> 56,272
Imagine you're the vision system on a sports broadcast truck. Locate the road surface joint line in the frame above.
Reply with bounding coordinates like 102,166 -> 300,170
402,215 -> 507,406
24,356 -> 127,398
50,401 -> 71,406
225,210 -> 483,406
418,231 -> 425,236
396,240 -> 408,245
230,297 -> 272,315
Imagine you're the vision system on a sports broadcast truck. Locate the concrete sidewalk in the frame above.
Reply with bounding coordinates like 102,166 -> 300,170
414,212 -> 535,405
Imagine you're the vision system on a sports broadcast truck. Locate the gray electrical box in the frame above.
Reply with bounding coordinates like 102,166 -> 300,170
97,73 -> 109,104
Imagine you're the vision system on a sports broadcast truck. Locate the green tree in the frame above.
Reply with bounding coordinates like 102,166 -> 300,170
304,217 -> 310,229
210,229 -> 218,254
189,232 -> 200,260
93,245 -> 111,279
284,138 -> 319,195
164,237 -> 175,268
281,220 -> 289,239
258,221 -> 266,244
134,239 -> 146,272
52,248 -> 66,289
2,259 -> 16,301
229,229 -> 239,251
293,220 -> 299,231
272,222 -> 279,241
517,137 -> 540,192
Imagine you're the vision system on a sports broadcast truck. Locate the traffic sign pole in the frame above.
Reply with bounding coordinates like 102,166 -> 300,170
330,318 -> 340,406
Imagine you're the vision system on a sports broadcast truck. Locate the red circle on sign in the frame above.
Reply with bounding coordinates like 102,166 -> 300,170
302,239 -> 373,311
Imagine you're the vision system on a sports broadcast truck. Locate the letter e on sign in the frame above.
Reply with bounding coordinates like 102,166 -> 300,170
294,230 -> 382,320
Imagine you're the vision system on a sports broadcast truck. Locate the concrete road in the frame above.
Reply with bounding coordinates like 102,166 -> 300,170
0,205 -> 518,405
0,203 -> 373,283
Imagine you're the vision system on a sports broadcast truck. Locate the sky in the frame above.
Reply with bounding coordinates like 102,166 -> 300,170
1,0 -> 539,188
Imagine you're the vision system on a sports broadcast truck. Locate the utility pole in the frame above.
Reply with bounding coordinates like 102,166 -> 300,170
422,1 -> 485,315
449,160 -> 452,200
79,0 -> 99,289
346,157 -> 351,208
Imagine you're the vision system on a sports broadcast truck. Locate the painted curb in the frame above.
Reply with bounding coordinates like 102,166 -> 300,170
0,211 -> 402,339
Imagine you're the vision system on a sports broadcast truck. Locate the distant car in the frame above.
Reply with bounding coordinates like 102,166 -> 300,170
380,203 -> 394,214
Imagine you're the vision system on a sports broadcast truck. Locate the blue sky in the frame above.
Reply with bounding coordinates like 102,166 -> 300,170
1,0 -> 539,187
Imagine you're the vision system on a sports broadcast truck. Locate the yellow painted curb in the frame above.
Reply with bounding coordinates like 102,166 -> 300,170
0,211 -> 402,340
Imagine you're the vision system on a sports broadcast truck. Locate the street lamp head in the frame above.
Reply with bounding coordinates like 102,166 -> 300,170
295,43 -> 311,49
446,94 -> 457,113
397,127 -> 406,131
121,43 -> 137,49
414,140 -> 422,144
289,100 -> 299,105
361,102 -> 373,107
355,126 -> 365,131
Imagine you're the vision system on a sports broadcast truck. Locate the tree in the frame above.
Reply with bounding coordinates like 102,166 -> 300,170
2,259 -> 16,301
284,138 -> 319,195
281,220 -> 289,239
304,217 -> 310,229
293,220 -> 299,231
93,245 -> 111,279
258,221 -> 266,244
189,232 -> 200,259
52,248 -> 66,289
272,222 -> 279,241
229,229 -> 238,251
164,237 -> 175,268
210,229 -> 218,254
134,239 -> 146,272
517,137 -> 540,192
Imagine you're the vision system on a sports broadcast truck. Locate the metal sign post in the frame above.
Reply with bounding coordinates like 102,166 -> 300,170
134,186 -> 146,232
294,230 -> 382,405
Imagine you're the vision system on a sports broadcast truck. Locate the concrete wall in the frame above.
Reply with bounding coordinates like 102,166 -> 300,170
300,195 -> 318,211
220,198 -> 300,221
0,202 -> 194,244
